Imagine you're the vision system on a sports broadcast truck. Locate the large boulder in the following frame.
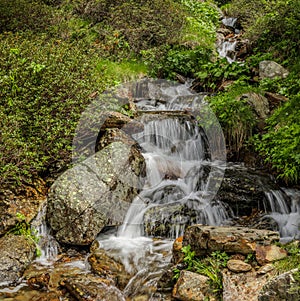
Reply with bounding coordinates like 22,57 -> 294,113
181,225 -> 279,256
0,234 -> 36,283
47,141 -> 146,245
215,166 -> 283,217
259,60 -> 289,79
222,268 -> 275,301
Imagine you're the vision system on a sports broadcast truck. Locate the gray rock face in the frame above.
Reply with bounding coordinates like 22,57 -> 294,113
258,269 -> 300,301
47,141 -> 145,245
259,60 -> 289,79
181,225 -> 279,256
0,234 -> 36,283
241,92 -> 270,120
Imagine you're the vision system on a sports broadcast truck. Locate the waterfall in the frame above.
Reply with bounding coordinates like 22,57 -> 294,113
217,17 -> 240,63
96,81 -> 228,299
265,189 -> 300,242
31,201 -> 60,264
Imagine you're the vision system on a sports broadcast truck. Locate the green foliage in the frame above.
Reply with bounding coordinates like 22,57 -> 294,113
0,32 -> 123,187
207,84 -> 257,155
228,0 -> 300,66
81,0 -> 185,54
158,47 -> 212,79
196,58 -> 251,91
173,245 -> 229,297
253,94 -> 300,184
6,212 -> 41,256
178,0 -> 220,48
142,0 -> 220,79
0,0 -> 53,33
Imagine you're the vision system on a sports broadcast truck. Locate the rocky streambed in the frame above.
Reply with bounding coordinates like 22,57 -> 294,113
0,79 -> 299,301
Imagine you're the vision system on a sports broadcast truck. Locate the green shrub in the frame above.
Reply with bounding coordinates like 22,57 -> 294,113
196,58 -> 251,91
173,245 -> 229,297
81,0 -> 185,54
207,84 -> 257,155
228,0 -> 300,66
253,94 -> 300,184
0,0 -> 53,33
0,33 -> 107,187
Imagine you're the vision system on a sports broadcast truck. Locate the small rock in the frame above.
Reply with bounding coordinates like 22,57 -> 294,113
255,245 -> 287,265
172,270 -> 217,301
88,247 -> 131,290
227,259 -> 252,273
257,264 -> 274,275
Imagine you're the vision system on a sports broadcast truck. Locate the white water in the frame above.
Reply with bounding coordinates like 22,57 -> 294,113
265,189 -> 300,242
218,17 -> 239,63
31,201 -> 60,264
96,82 -> 228,299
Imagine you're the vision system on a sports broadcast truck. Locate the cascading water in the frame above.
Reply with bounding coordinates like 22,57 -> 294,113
217,17 -> 240,63
31,201 -> 60,264
264,189 -> 300,242
96,81 -> 229,299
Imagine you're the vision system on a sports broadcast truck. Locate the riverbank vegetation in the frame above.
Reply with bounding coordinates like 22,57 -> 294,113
0,0 -> 299,190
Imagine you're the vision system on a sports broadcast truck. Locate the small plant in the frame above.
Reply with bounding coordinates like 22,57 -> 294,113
6,212 -> 41,256
173,245 -> 229,297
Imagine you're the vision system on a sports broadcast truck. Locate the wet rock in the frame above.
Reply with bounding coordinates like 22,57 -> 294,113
0,234 -> 36,283
0,290 -> 62,301
227,259 -> 252,273
229,211 -> 280,232
259,60 -> 289,79
216,166 -> 281,217
172,270 -> 217,301
47,141 -> 145,245
255,245 -> 287,265
88,247 -> 131,290
258,269 -> 300,301
60,274 -> 126,301
222,268 -> 275,301
144,203 -> 198,238
172,236 -> 184,264
182,225 -> 279,256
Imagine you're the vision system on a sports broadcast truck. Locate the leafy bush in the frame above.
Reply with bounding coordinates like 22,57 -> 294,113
196,58 -> 251,91
81,0 -> 185,54
253,94 -> 300,184
228,0 -> 300,66
207,84 -> 257,156
0,0 -> 53,33
0,32 -> 124,188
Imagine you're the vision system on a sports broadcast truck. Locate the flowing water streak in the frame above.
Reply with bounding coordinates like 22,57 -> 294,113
97,82 -> 229,299
265,189 -> 300,242
31,201 -> 60,264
